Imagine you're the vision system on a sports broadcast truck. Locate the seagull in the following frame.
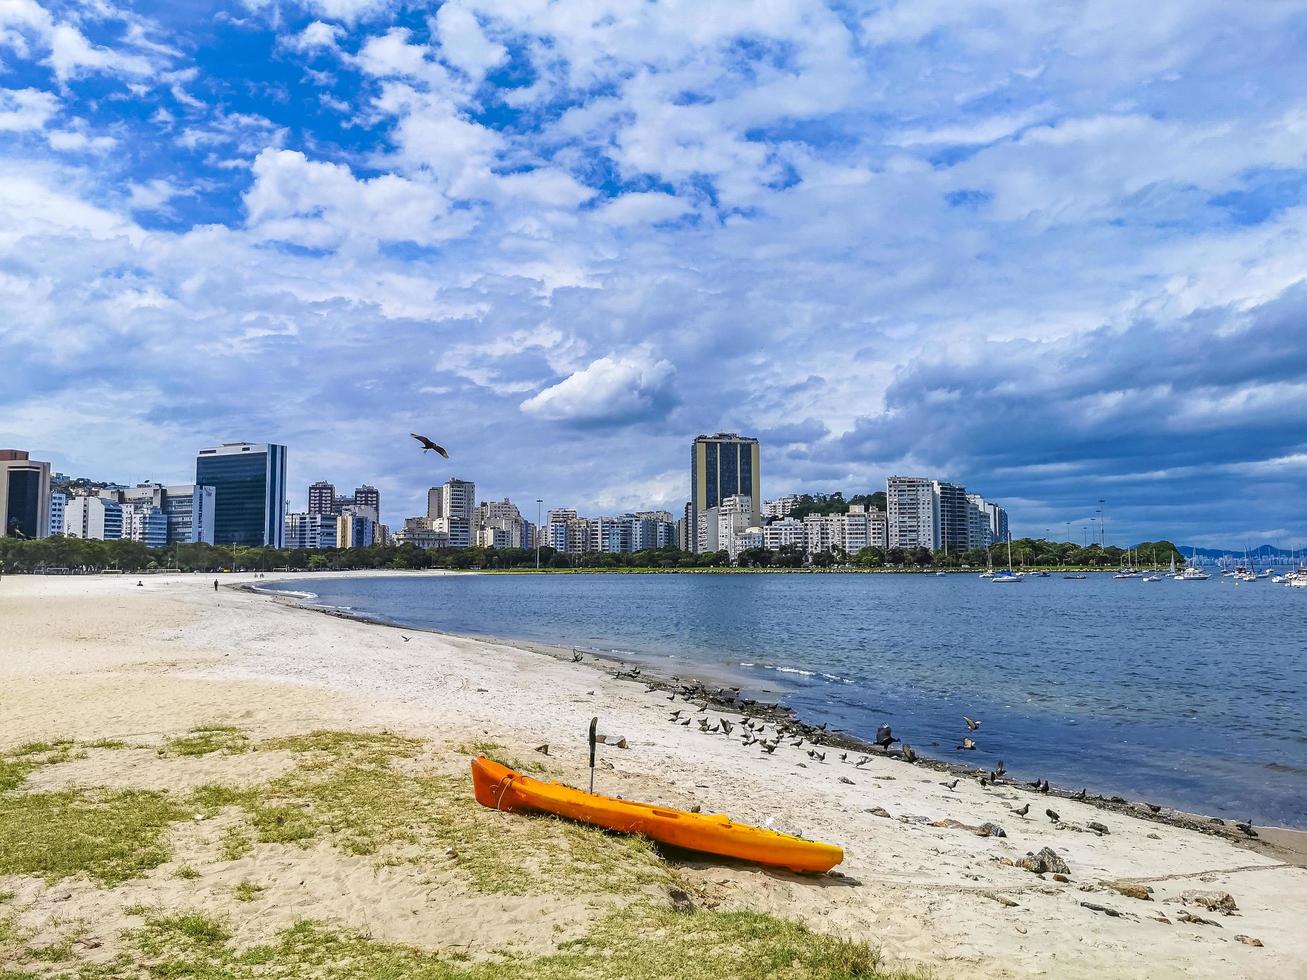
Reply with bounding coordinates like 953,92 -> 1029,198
964,716 -> 981,732
1073,788 -> 1087,801
410,433 -> 450,458
942,779 -> 959,791
994,759 -> 1006,777
875,724 -> 899,750
720,719 -> 734,736
1046,808 -> 1060,823
401,635 -> 411,642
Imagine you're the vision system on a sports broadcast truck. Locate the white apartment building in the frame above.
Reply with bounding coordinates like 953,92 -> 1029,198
428,478 -> 475,522
887,476 -> 937,550
48,491 -> 66,536
121,502 -> 168,548
696,507 -> 719,553
803,513 -> 839,556
717,495 -> 755,557
730,527 -> 763,559
285,512 -> 338,549
762,516 -> 806,551
762,494 -> 801,519
63,495 -> 123,541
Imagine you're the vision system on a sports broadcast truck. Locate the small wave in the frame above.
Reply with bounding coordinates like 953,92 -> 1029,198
254,586 -> 318,601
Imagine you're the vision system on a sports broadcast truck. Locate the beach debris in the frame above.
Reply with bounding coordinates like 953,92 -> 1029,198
1145,802 -> 1161,813
614,737 -> 629,749
874,724 -> 899,750
689,805 -> 701,813
988,893 -> 1019,907
957,737 -> 977,751
1017,847 -> 1070,876
1235,821 -> 1258,838
1081,901 -> 1127,918
1176,910 -> 1222,928
796,762 -> 808,768
930,818 -> 1007,838
1179,890 -> 1238,915
901,744 -> 919,763
595,734 -> 608,743
1052,873 -> 1070,883
1105,881 -> 1153,901
1013,803 -> 1030,817
669,887 -> 696,913
865,806 -> 891,818
964,715 -> 981,732
534,743 -> 549,755
1235,935 -> 1264,947
1147,832 -> 1162,840
1150,913 -> 1172,925
839,776 -> 854,784
1046,808 -> 1060,823
1087,821 -> 1110,835
571,650 -> 583,662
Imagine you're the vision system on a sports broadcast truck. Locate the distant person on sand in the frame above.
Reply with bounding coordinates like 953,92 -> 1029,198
213,579 -> 219,592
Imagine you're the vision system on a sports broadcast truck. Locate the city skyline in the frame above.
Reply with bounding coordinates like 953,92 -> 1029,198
3,3 -> 1307,546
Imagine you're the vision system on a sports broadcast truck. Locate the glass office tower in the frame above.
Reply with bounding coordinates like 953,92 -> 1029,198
689,433 -> 760,552
0,450 -> 51,540
195,443 -> 287,547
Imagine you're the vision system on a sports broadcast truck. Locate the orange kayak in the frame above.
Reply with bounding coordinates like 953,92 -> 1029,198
471,757 -> 843,873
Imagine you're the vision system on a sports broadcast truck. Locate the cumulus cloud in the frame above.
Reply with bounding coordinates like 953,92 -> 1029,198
521,355 -> 678,427
2,0 -> 1307,537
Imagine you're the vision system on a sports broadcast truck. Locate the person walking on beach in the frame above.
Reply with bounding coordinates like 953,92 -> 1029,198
213,579 -> 219,592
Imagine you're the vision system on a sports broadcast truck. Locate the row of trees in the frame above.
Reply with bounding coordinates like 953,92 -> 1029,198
0,535 -> 1185,575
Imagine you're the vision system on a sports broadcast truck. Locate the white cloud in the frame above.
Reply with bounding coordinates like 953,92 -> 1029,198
433,3 -> 506,84
302,0 -> 392,25
0,86 -> 57,131
45,128 -> 117,152
521,354 -> 677,426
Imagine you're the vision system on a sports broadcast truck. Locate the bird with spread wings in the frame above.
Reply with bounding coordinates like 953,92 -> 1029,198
410,433 -> 450,458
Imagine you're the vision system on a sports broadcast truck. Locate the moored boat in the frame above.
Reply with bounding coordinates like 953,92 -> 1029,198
471,757 -> 844,873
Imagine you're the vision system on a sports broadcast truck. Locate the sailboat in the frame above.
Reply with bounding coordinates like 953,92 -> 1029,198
992,535 -> 1021,583
979,547 -> 995,579
1175,547 -> 1210,581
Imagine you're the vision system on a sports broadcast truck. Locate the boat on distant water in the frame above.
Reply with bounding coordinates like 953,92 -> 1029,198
1175,548 -> 1210,581
992,535 -> 1021,583
1063,574 -> 1088,580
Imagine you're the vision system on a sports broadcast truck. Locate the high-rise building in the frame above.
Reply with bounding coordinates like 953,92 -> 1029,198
762,516 -> 805,552
690,433 -> 760,552
308,481 -> 336,516
64,495 -> 123,541
546,508 -> 576,552
285,512 -> 338,550
102,483 -> 215,545
121,502 -> 169,548
336,507 -> 377,549
195,442 -> 288,547
886,476 -> 936,550
48,491 -> 66,537
966,494 -> 995,550
933,481 -> 970,554
0,450 -> 52,540
427,478 -> 475,521
353,485 -> 380,517
762,495 -> 800,519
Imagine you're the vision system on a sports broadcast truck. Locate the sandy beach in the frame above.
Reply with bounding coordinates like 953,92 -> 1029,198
2,571 -> 1306,978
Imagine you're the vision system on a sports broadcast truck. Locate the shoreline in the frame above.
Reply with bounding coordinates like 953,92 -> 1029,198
4,572 -> 1307,978
250,573 -> 1307,847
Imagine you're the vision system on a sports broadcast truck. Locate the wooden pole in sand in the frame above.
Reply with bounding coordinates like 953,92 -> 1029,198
588,716 -> 598,794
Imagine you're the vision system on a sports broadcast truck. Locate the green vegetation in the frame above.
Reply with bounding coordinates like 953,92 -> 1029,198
161,726 -> 250,758
232,881 -> 262,903
57,904 -> 905,980
0,788 -> 186,886
173,866 -> 200,881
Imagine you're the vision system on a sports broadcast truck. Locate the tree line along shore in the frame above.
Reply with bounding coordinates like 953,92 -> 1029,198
0,536 -> 1184,575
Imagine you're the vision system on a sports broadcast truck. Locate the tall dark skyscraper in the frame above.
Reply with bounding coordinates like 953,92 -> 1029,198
308,481 -> 336,516
196,442 -> 287,547
689,433 -> 760,551
353,485 -> 380,517
0,449 -> 51,540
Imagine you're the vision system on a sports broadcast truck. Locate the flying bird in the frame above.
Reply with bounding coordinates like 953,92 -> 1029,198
410,433 -> 450,458
875,724 -> 899,749
964,716 -> 981,732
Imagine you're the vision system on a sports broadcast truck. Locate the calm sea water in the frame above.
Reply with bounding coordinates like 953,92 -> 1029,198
266,572 -> 1307,826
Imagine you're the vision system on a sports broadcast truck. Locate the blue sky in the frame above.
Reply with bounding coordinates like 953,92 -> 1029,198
3,0 -> 1307,547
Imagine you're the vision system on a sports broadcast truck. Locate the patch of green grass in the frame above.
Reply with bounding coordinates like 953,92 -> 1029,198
161,727 -> 250,759
0,788 -> 186,886
0,741 -> 79,793
99,904 -> 906,980
174,865 -> 200,881
211,732 -> 667,895
0,890 -> 14,903
218,827 -> 252,862
85,740 -> 130,751
232,881 -> 262,903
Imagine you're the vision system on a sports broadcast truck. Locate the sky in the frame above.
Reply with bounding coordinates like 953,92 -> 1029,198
2,0 -> 1307,547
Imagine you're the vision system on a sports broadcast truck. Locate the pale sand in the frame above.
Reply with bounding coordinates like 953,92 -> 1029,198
2,571 -> 1306,978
